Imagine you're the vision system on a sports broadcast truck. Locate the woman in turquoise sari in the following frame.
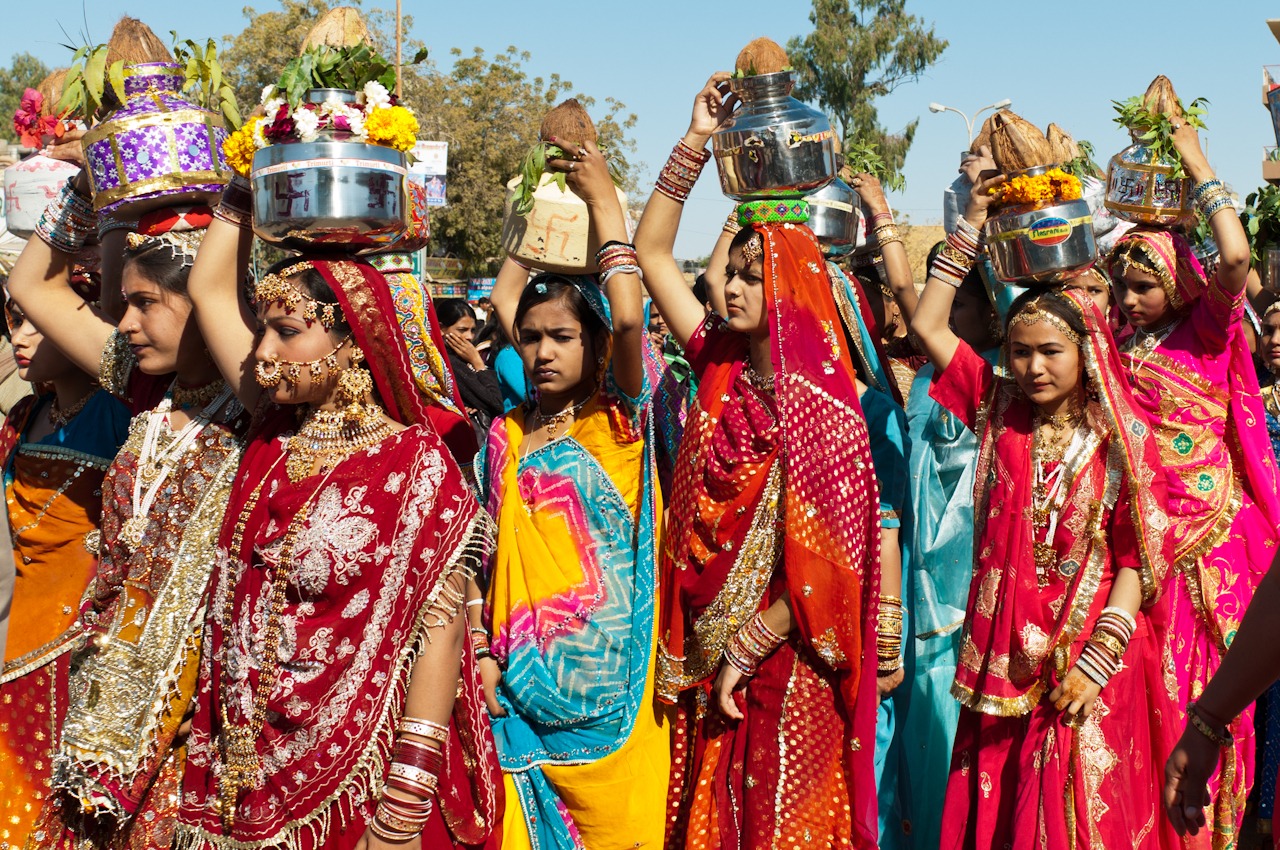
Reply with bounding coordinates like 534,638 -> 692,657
473,138 -> 668,850
900,262 -> 1003,850
828,256 -> 913,849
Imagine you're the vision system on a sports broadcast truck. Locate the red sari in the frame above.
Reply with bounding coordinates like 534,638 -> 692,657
932,290 -> 1178,850
660,223 -> 882,850
175,259 -> 500,850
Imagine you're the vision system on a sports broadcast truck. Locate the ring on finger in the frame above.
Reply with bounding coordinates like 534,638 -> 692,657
570,162 -> 577,171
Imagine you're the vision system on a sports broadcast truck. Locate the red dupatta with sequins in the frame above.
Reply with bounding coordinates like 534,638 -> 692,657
176,259 -> 500,850
659,222 -> 882,847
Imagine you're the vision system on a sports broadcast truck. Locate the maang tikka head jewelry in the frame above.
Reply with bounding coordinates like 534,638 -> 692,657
255,261 -> 346,330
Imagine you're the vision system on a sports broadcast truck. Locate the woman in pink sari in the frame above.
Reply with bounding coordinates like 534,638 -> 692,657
1107,121 -> 1280,845
913,150 -> 1179,849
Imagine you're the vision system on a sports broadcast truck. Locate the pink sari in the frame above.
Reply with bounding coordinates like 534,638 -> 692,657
932,290 -> 1178,849
1110,229 -> 1280,845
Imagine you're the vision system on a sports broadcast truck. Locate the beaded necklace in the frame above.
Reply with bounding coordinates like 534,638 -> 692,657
171,379 -> 224,411
1030,403 -> 1085,588
120,381 -> 234,552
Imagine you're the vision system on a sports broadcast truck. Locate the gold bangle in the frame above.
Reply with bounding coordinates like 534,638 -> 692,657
1186,702 -> 1233,748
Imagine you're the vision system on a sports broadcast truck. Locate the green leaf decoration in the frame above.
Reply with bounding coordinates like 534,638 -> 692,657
844,140 -> 905,193
1111,94 -> 1210,180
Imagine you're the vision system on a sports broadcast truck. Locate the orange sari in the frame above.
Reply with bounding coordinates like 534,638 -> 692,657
0,392 -> 126,848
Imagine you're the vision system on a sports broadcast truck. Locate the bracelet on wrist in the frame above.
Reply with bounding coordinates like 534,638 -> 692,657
1186,701 -> 1233,748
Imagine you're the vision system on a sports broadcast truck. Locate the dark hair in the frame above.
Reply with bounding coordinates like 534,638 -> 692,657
474,313 -> 509,353
691,275 -> 710,306
123,240 -> 193,296
1005,287 -> 1087,341
925,240 -> 946,278
957,266 -> 992,306
513,275 -> 606,341
259,257 -> 352,336
436,298 -> 476,330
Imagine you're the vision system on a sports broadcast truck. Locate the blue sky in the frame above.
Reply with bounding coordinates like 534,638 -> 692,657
4,1 -> 1277,259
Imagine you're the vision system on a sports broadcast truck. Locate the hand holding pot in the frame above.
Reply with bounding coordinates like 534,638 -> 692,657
44,124 -> 87,168
1170,120 -> 1212,183
547,139 -> 618,211
960,145 -> 1005,230
687,72 -> 739,144
850,172 -> 890,217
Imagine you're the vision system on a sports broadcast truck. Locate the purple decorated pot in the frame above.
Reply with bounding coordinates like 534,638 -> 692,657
82,63 -> 232,217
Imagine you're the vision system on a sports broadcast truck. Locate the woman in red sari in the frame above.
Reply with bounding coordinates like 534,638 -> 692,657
635,73 -> 882,850
912,149 -> 1179,849
171,196 -> 501,850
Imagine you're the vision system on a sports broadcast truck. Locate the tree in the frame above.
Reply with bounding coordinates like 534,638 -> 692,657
405,47 -> 638,276
787,0 -> 946,186
0,53 -> 52,142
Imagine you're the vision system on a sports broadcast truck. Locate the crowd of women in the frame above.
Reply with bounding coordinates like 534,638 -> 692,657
3,34 -> 1280,850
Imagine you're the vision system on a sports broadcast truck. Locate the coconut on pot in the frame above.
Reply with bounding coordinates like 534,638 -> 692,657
502,99 -> 629,275
301,6 -> 372,52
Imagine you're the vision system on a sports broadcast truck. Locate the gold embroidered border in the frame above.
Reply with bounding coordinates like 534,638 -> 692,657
658,459 -> 784,701
98,329 -> 137,400
173,488 -> 498,850
951,677 -> 1047,717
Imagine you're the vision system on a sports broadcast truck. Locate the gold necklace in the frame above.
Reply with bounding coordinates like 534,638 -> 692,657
533,389 -> 595,438
48,387 -> 96,428
171,379 -> 224,410
284,404 -> 394,483
744,365 -> 775,394
1267,382 -> 1280,420
218,453 -> 332,825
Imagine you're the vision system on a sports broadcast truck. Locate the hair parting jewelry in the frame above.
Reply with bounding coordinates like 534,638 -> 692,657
740,233 -> 764,265
1008,298 -> 1085,347
255,261 -> 345,330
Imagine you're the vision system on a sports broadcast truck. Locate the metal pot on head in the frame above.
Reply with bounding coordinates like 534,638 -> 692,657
807,177 -> 862,256
250,89 -> 409,253
1104,143 -> 1195,229
984,165 -> 1097,284
712,71 -> 837,200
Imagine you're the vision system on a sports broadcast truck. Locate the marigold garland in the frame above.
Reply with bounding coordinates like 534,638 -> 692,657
364,105 -> 419,153
993,168 -> 1082,206
223,116 -> 264,177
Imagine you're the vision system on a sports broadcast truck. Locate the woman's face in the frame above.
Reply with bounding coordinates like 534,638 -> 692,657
8,302 -> 76,384
442,314 -> 476,340
1114,267 -> 1172,329
254,293 -> 353,407
516,297 -> 598,398
1007,317 -> 1082,413
118,265 -> 202,376
1262,311 -> 1280,374
1070,273 -> 1111,316
723,247 -> 767,336
950,287 -> 996,350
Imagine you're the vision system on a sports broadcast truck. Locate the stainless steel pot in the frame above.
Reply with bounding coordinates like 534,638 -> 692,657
1104,143 -> 1195,229
1264,246 -> 1280,292
984,167 -> 1096,283
807,178 -> 861,256
250,137 -> 408,252
712,71 -> 837,200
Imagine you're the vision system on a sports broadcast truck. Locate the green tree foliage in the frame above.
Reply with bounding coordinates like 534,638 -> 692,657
221,5 -> 638,277
408,47 -> 639,276
0,53 -> 53,141
787,0 -> 946,187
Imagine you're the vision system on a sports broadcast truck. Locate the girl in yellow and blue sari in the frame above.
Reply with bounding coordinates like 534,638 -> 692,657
472,137 -> 669,850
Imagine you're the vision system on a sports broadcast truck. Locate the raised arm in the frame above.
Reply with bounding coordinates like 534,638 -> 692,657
702,216 -> 735,318
635,72 -> 739,351
911,148 -> 1003,374
855,173 -> 917,322
547,139 -> 644,400
7,170 -> 115,380
1172,123 -> 1247,297
187,193 -> 261,410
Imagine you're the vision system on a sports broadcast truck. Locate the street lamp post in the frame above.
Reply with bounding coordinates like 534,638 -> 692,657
928,98 -> 1013,147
